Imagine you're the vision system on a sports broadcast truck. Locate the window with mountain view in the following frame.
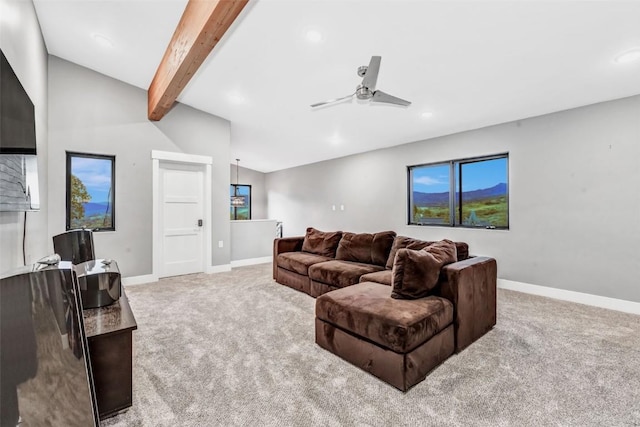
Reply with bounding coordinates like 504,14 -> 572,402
66,152 -> 115,231
409,163 -> 451,225
409,154 -> 508,229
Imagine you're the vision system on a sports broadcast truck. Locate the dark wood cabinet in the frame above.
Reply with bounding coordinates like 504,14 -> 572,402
83,290 -> 137,420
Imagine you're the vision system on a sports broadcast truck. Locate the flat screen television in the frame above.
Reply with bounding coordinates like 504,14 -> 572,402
0,49 -> 40,211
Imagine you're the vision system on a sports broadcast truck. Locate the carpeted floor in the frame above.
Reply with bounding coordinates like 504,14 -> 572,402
102,263 -> 640,426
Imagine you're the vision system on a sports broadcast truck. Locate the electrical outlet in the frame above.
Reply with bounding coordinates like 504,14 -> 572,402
332,205 -> 336,211
218,240 -> 224,248
340,205 -> 345,211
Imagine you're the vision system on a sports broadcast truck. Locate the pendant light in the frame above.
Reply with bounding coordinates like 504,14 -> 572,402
231,159 -> 246,207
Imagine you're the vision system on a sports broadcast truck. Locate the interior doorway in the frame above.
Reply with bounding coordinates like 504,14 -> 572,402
152,151 -> 212,279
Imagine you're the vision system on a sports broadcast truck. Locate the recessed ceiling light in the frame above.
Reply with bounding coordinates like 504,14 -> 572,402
228,93 -> 245,104
306,30 -> 323,43
614,48 -> 640,64
91,33 -> 114,49
0,2 -> 19,28
421,112 -> 434,118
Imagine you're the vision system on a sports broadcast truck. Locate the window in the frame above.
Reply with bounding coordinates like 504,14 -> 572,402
408,154 -> 508,229
230,184 -> 251,220
66,152 -> 115,231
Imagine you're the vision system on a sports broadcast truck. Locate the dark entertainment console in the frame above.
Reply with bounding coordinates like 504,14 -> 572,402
83,289 -> 137,420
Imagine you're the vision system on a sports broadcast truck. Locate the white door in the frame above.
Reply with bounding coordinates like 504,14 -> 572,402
159,162 -> 204,278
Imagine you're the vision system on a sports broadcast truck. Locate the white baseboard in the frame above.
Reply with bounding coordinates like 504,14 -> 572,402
230,256 -> 272,268
122,274 -> 157,286
206,264 -> 232,274
498,279 -> 640,315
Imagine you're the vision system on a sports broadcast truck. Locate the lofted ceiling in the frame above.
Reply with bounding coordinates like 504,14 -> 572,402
33,0 -> 640,173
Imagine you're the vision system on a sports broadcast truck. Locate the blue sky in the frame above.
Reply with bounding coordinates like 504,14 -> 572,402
413,164 -> 450,193
413,158 -> 507,193
72,157 -> 112,203
230,185 -> 250,197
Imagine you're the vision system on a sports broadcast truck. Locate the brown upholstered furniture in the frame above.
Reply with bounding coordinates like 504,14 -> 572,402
315,283 -> 455,391
273,228 -> 497,391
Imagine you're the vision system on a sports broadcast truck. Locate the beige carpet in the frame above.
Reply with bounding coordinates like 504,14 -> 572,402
102,263 -> 640,426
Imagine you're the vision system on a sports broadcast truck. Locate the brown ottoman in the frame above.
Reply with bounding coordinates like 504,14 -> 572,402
315,282 -> 455,391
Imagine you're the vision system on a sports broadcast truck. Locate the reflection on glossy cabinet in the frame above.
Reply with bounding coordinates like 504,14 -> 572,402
83,290 -> 137,420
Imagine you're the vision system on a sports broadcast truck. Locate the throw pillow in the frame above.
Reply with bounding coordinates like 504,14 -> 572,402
301,227 -> 342,258
385,237 -> 470,269
335,231 -> 396,266
391,239 -> 458,299
385,236 -> 435,270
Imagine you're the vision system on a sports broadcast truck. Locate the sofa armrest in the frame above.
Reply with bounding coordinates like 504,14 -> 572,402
273,237 -> 304,279
438,256 -> 497,352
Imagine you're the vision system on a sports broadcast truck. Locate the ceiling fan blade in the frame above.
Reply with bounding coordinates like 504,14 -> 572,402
310,94 -> 354,108
371,90 -> 411,106
361,56 -> 381,91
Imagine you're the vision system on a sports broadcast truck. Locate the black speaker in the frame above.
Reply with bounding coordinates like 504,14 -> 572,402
53,229 -> 95,264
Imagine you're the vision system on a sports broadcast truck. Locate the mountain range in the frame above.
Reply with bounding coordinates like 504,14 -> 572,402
413,183 -> 507,206
82,202 -> 111,216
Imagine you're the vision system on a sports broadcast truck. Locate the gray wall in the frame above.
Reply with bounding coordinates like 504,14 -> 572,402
152,101 -> 231,267
48,56 -> 231,277
0,0 -> 49,274
230,219 -> 277,261
266,95 -> 640,303
230,164 -> 267,219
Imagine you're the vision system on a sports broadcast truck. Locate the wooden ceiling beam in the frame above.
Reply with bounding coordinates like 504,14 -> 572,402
148,0 -> 249,121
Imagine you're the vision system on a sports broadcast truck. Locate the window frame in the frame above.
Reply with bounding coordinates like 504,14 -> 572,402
407,153 -> 509,230
66,151 -> 116,232
230,183 -> 252,220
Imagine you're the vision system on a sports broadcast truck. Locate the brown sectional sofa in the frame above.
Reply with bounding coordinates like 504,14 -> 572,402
273,228 -> 497,391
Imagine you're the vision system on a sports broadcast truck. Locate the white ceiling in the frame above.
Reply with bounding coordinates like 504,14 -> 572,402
33,0 -> 640,173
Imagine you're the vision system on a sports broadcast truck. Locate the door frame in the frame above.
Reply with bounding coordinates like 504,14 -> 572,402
152,150 -> 212,279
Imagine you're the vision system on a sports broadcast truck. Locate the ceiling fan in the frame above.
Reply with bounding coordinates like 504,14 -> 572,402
311,56 -> 411,108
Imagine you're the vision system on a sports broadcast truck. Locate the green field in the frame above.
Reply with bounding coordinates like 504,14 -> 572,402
414,196 -> 508,227
230,207 -> 250,220
412,204 -> 450,224
70,214 -> 112,230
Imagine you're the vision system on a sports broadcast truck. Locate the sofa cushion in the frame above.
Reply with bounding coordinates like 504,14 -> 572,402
277,252 -> 333,276
385,236 -> 470,269
316,282 -> 454,353
385,236 -> 434,270
391,239 -> 458,300
453,242 -> 469,262
309,260 -> 384,288
335,231 -> 396,267
359,270 -> 392,286
301,227 -> 342,258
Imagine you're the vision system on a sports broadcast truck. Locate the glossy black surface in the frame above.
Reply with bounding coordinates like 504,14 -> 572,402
84,290 -> 137,419
0,264 -> 99,426
83,289 -> 137,338
53,229 -> 96,264
76,259 -> 121,309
